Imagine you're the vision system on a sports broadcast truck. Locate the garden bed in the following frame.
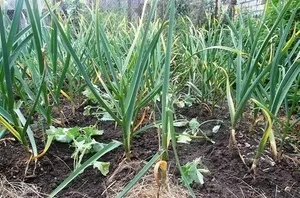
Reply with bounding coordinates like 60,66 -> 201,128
0,101 -> 299,198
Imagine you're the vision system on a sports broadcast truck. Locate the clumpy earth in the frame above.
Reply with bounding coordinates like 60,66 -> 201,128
0,100 -> 299,197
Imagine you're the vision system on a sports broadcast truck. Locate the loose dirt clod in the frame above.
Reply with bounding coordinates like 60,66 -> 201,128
0,174 -> 44,198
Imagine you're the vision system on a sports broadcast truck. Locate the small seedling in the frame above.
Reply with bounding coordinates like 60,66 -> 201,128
176,118 -> 222,144
181,158 -> 209,186
47,125 -> 111,175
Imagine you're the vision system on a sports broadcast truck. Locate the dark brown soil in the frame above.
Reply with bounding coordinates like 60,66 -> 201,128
0,101 -> 299,197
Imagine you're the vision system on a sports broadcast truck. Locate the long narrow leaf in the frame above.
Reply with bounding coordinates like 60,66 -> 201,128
49,140 -> 122,198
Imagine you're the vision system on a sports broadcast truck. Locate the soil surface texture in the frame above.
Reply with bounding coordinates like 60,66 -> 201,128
0,101 -> 299,197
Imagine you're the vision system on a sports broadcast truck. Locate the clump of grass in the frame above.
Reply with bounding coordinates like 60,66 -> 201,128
124,174 -> 189,198
0,174 -> 44,198
106,170 -> 189,198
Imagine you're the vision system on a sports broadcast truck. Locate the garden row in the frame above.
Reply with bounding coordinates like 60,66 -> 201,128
0,0 -> 299,197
